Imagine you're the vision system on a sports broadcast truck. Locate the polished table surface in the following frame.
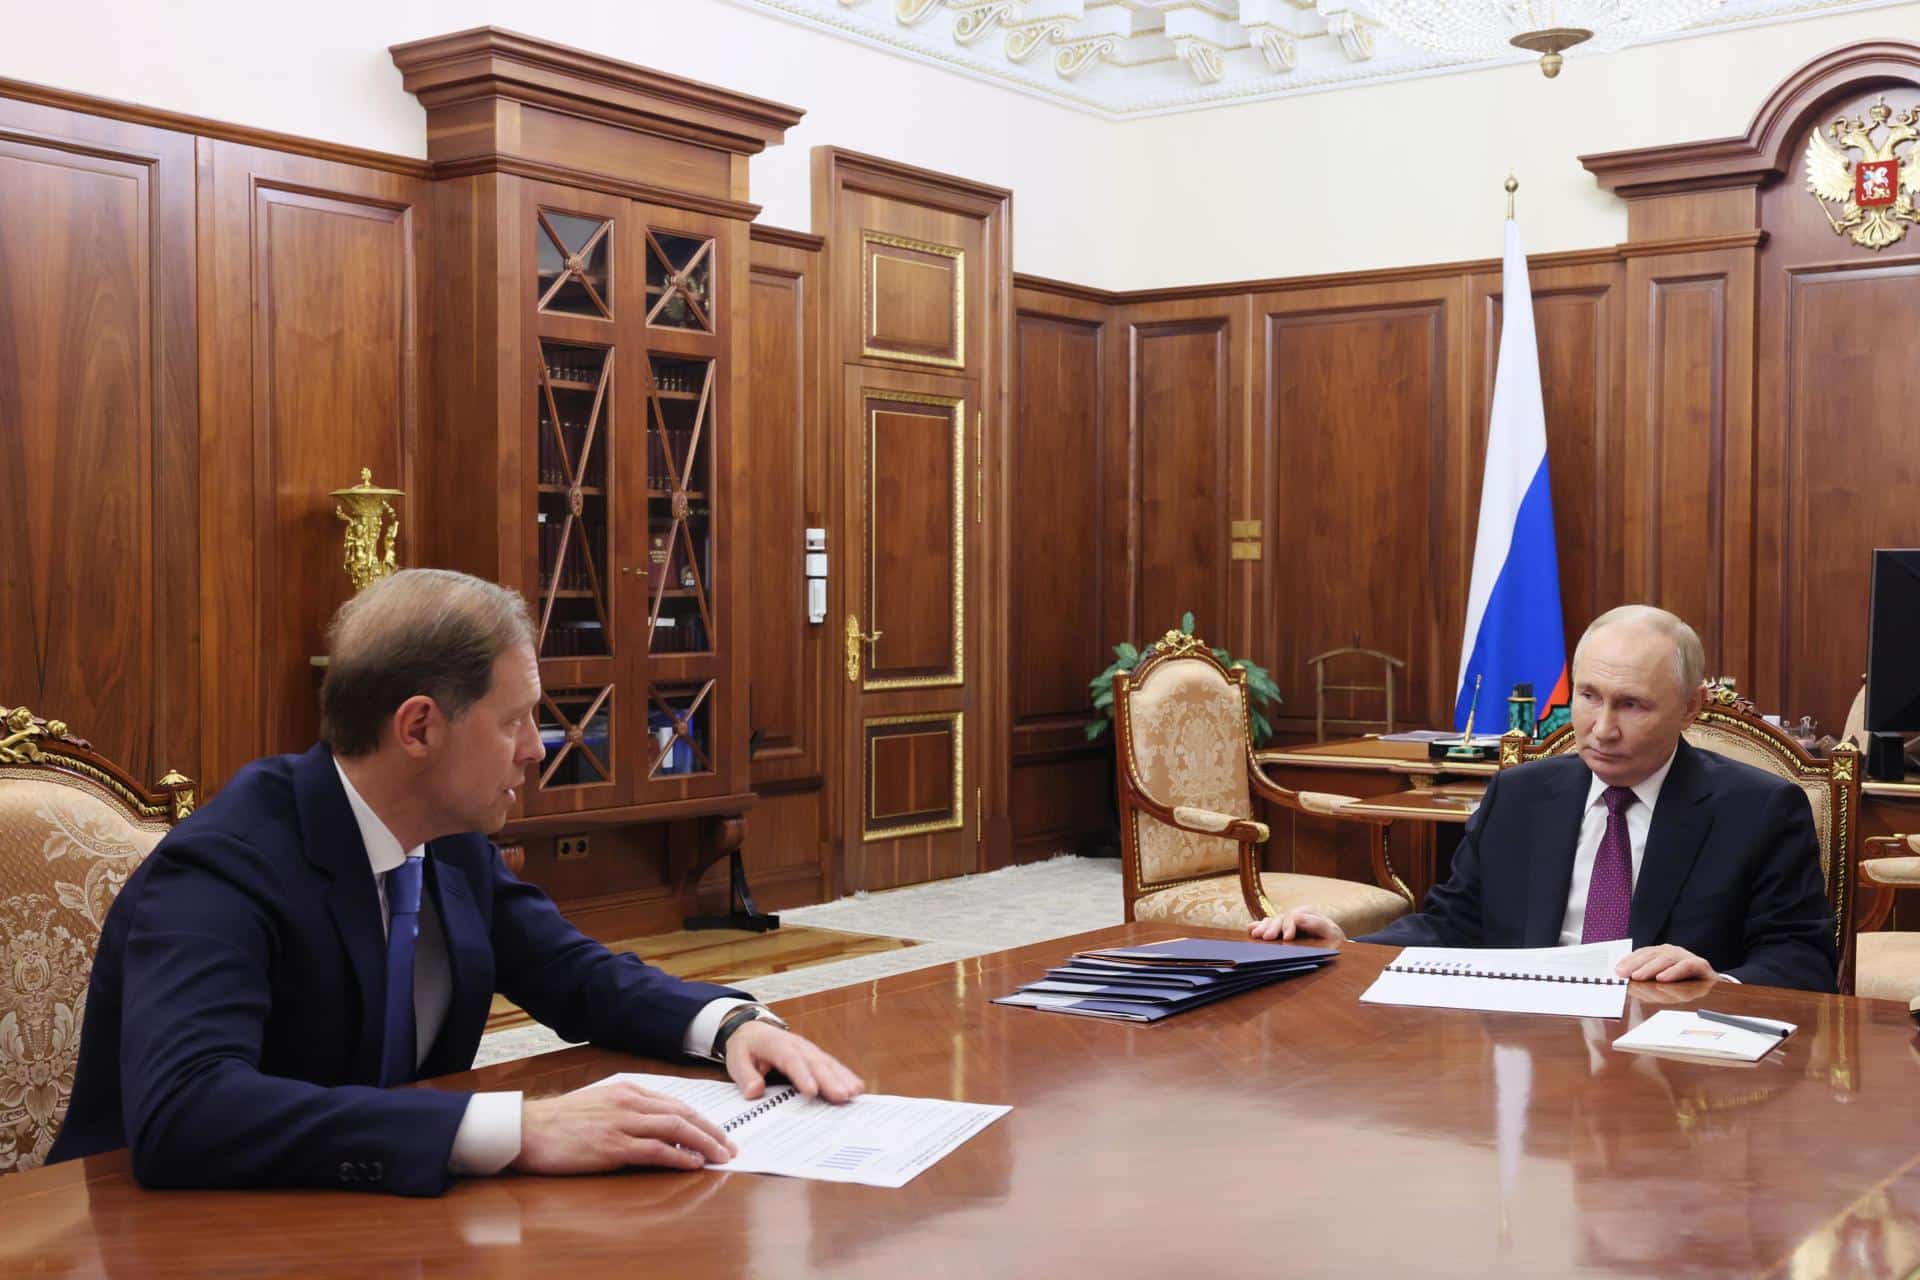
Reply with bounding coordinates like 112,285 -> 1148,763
8,923 -> 1920,1278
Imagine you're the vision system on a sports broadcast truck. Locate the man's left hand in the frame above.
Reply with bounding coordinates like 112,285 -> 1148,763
724,1021 -> 865,1104
1616,944 -> 1718,983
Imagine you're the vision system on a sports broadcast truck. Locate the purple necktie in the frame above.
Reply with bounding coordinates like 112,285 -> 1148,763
1580,785 -> 1636,944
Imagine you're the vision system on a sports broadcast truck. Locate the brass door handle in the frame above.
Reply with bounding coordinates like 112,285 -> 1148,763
845,614 -> 883,683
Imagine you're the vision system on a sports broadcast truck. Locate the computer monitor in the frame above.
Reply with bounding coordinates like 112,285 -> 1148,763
1866,548 -> 1920,734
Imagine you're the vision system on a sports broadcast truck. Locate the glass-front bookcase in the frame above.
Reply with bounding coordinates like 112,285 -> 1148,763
518,185 -> 739,819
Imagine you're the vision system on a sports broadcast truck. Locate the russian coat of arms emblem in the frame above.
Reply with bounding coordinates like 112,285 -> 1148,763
1804,99 -> 1920,250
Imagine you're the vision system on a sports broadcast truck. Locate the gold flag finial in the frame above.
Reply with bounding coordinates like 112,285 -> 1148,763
1505,173 -> 1519,219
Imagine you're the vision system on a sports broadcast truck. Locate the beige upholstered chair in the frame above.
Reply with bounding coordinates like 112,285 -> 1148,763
1852,837 -> 1920,1004
1500,681 -> 1861,993
0,706 -> 192,1175
1112,631 -> 1413,934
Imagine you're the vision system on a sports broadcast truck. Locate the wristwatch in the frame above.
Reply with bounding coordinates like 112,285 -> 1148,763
711,1004 -> 788,1061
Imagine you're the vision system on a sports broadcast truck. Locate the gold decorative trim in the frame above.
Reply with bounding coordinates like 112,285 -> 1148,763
1145,629 -> 1210,661
0,705 -> 192,825
863,390 -> 966,691
861,711 -> 964,842
860,231 -> 966,369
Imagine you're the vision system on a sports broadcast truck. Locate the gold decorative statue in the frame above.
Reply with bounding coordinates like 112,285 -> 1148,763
330,468 -> 404,592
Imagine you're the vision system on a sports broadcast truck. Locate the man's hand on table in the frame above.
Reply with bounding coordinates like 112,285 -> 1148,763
724,1021 -> 865,1103
1248,908 -> 1347,945
513,1080 -> 735,1174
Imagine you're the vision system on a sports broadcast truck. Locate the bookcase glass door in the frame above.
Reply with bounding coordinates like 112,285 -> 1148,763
645,229 -> 714,332
537,686 -> 614,789
646,353 -> 714,655
537,210 -> 613,319
535,340 -> 613,659
647,681 -> 714,780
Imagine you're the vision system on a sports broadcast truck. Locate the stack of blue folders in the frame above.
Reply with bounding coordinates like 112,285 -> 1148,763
992,938 -> 1337,1023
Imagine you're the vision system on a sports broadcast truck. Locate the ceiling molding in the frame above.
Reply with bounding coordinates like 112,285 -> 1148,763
732,0 -> 1911,118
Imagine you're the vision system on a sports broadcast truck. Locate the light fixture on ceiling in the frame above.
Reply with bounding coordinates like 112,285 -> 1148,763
1367,0 -> 1726,77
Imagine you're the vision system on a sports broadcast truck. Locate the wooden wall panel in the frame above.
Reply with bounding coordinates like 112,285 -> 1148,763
200,142 -> 431,787
1005,286 -> 1120,863
1255,284 -> 1463,735
1774,264 -> 1920,726
1125,306 -> 1239,642
1752,80 -> 1920,729
1623,250 -> 1755,681
740,225 -> 831,909
0,104 -> 197,784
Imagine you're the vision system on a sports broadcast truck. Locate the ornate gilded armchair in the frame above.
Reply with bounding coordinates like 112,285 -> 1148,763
1500,682 -> 1861,993
0,707 -> 192,1174
1112,631 -> 1413,933
1850,837 -> 1920,1005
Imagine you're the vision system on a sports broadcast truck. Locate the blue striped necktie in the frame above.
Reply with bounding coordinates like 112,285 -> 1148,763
379,855 -> 426,1086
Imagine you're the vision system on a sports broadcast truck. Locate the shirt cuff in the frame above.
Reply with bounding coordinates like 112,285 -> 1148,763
1717,973 -> 1741,983
685,997 -> 755,1061
448,1091 -> 524,1176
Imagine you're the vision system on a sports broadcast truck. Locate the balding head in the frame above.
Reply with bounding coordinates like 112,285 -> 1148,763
1573,605 -> 1705,701
320,569 -> 536,757
1569,605 -> 1708,787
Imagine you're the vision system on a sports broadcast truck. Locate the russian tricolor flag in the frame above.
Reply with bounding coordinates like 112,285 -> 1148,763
1454,216 -> 1568,731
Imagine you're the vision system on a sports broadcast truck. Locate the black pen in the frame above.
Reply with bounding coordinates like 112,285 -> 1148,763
1697,1009 -> 1791,1038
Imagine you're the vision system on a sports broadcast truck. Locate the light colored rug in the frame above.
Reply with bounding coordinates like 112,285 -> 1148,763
473,854 -> 1122,1067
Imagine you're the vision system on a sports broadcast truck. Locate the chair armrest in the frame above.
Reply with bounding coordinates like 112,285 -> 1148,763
1861,845 -> 1920,888
1862,835 -> 1920,888
1170,804 -> 1270,843
1294,790 -> 1360,817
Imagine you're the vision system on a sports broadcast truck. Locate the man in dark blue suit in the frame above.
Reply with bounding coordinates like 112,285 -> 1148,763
50,570 -> 863,1194
1252,606 -> 1837,992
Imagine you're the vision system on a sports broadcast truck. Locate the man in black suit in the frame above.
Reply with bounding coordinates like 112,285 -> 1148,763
52,569 -> 863,1194
1251,605 -> 1836,992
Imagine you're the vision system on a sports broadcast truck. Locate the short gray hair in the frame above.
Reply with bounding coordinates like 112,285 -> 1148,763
1573,605 -> 1706,698
320,569 -> 537,756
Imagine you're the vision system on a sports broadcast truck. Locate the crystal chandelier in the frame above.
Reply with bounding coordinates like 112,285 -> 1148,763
1367,0 -> 1726,76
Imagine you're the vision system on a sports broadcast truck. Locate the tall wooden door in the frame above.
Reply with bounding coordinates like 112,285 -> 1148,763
841,365 -> 981,890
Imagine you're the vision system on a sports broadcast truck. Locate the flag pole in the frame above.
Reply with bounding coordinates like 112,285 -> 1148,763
1505,172 -> 1518,219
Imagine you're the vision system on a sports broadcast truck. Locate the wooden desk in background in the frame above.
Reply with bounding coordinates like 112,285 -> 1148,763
1264,736 -> 1920,931
5,922 -> 1920,1278
1257,737 -> 1494,903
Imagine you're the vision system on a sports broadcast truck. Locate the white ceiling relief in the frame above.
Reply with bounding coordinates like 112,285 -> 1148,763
730,0 -> 1905,117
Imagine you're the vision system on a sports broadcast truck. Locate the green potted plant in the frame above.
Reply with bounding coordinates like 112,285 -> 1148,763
1086,612 -> 1284,745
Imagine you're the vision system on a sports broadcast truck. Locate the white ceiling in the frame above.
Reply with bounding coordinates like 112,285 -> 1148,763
730,0 -> 1904,117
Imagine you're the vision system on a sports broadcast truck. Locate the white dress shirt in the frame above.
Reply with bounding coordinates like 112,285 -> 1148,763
333,762 -> 749,1175
1556,748 -> 1677,948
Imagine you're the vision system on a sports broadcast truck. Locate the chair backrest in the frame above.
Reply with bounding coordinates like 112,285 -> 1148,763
1308,646 -> 1405,741
1113,633 -> 1253,909
0,706 -> 192,1174
1500,683 -> 1861,991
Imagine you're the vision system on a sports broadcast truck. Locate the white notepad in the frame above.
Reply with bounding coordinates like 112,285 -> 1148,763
1359,940 -> 1632,1019
587,1073 -> 1009,1189
1611,1010 -> 1796,1062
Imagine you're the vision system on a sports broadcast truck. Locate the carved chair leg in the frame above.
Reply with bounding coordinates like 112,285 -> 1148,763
683,815 -> 779,933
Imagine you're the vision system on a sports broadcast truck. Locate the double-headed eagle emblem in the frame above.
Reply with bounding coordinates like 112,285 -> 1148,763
1804,99 -> 1920,250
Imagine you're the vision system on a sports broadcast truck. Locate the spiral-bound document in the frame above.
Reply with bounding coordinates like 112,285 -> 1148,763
1359,940 -> 1633,1018
587,1073 -> 1009,1188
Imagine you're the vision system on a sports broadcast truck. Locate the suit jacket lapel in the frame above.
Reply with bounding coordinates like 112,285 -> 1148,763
1629,740 -> 1714,947
293,744 -> 388,1084
1523,761 -> 1591,947
419,849 -> 492,1077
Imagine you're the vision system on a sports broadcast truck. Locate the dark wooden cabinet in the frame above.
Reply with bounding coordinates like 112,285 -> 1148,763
393,32 -> 798,884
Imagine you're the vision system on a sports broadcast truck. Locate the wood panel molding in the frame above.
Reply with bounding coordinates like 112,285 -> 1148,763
428,154 -> 762,222
812,146 -> 1012,221
0,76 -> 432,178
1616,230 -> 1769,258
749,223 -> 825,252
389,26 -> 803,156
1582,40 -> 1920,196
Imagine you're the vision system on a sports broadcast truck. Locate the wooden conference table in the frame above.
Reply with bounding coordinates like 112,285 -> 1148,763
6,923 -> 1920,1278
